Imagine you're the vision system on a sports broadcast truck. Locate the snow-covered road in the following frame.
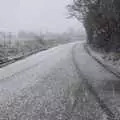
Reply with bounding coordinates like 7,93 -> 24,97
0,42 -> 82,119
0,42 -> 118,120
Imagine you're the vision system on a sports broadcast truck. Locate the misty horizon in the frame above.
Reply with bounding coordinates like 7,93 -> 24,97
0,0 -> 85,33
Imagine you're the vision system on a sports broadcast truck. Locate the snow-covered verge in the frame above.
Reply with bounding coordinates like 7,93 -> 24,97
86,45 -> 120,73
85,46 -> 120,120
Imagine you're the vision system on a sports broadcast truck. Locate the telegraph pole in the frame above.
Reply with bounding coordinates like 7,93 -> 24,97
8,32 -> 12,48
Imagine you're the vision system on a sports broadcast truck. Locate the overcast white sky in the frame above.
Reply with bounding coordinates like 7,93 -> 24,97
0,0 -> 84,33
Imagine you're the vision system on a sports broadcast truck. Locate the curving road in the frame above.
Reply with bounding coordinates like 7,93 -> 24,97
0,42 -> 119,120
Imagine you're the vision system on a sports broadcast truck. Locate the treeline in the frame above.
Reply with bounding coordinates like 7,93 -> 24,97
68,0 -> 120,52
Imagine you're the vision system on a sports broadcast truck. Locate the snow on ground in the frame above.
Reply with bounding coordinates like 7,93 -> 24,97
84,45 -> 120,118
0,41 -> 113,119
87,46 -> 120,75
0,43 -> 77,95
0,42 -> 82,119
0,41 -> 105,120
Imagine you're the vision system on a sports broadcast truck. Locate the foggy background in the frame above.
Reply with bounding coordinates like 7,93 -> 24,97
0,0 -> 85,33
0,0 -> 86,62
